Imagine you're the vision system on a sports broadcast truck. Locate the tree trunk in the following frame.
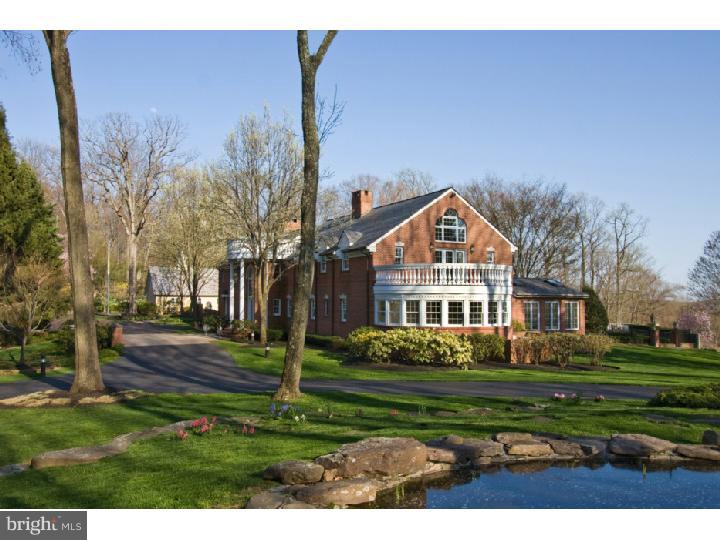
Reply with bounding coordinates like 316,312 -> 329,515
275,31 -> 337,400
19,333 -> 27,367
258,261 -> 269,346
127,233 -> 138,314
43,30 -> 104,394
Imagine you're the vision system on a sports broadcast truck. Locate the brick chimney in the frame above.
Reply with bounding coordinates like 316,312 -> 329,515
351,190 -> 372,219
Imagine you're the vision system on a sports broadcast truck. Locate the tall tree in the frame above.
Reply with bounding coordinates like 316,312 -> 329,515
208,111 -> 303,342
275,30 -> 338,400
43,30 -> 104,393
83,113 -> 188,314
688,230 -> 720,313
582,286 -> 609,334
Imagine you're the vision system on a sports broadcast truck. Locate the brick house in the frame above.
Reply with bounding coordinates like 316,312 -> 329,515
218,187 -> 587,338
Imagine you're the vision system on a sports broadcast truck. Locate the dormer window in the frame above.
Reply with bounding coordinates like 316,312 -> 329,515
435,209 -> 466,243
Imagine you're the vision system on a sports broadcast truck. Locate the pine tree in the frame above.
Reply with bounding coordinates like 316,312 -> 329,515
583,286 -> 609,334
0,104 -> 61,276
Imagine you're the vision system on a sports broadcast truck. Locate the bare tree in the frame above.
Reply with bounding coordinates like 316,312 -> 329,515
607,203 -> 648,323
688,231 -> 720,313
208,110 -> 303,344
154,168 -> 225,321
82,113 -> 188,314
43,30 -> 104,393
276,30 -> 338,401
1,31 -> 40,74
574,194 -> 608,289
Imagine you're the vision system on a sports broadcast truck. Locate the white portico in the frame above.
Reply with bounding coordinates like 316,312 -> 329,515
225,239 -> 251,321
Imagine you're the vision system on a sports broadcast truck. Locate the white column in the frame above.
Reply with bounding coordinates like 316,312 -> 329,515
238,260 -> 245,320
419,300 -> 426,326
228,261 -> 235,321
441,300 -> 448,327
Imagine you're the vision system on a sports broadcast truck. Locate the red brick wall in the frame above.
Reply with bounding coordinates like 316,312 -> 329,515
373,190 -> 514,266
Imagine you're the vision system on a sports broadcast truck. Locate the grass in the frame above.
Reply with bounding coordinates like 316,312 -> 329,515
219,340 -> 720,387
0,390 -> 718,508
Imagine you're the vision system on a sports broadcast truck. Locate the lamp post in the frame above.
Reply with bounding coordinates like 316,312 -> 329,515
265,342 -> 271,358
40,356 -> 47,377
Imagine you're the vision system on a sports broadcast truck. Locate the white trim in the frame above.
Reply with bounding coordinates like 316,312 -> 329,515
339,294 -> 348,322
565,300 -> 580,330
545,300 -> 560,331
451,190 -> 518,253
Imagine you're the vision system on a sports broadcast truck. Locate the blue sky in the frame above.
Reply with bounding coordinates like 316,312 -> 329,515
1,30 -> 718,284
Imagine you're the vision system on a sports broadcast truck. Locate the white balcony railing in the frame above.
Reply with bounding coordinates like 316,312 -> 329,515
374,263 -> 512,287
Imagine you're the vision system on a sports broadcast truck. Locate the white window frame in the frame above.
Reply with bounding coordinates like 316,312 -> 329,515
488,300 -> 499,326
566,301 -> 579,330
469,300 -> 484,326
524,301 -> 540,331
309,296 -> 316,320
286,296 -> 292,317
376,299 -> 387,325
434,249 -> 466,264
545,301 -> 560,331
486,248 -> 495,264
339,295 -> 348,322
341,255 -> 350,272
447,300 -> 465,326
424,300 -> 442,326
502,300 -> 509,326
394,246 -> 404,265
434,209 -> 467,243
319,256 -> 327,273
405,299 -> 420,325
272,298 -> 281,317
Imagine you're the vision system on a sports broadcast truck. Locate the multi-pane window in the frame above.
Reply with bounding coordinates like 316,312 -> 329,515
488,300 -> 499,325
425,301 -> 441,325
448,301 -> 464,325
502,301 -> 508,325
486,249 -> 495,264
405,300 -> 420,324
309,296 -> 316,320
434,249 -> 466,263
394,246 -> 404,265
469,301 -> 484,325
286,296 -> 292,317
323,295 -> 329,317
434,209 -> 466,243
272,298 -> 281,317
340,295 -> 348,322
247,293 -> 254,321
524,301 -> 539,331
388,300 -> 401,325
566,301 -> 579,330
319,256 -> 327,273
341,255 -> 350,272
376,300 -> 387,324
545,301 -> 560,331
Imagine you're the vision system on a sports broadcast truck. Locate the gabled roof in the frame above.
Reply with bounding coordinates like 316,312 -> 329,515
317,187 -> 516,255
147,266 -> 219,297
513,277 -> 588,299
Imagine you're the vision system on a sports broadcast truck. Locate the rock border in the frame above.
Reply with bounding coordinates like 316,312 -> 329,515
247,430 -> 720,509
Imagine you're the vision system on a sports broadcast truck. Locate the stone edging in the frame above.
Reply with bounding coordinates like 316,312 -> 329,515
247,430 -> 720,509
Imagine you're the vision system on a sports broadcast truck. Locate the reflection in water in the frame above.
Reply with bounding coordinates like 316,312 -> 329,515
358,461 -> 720,509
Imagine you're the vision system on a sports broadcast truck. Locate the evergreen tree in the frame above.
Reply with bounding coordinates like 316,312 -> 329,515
583,286 -> 609,334
0,104 -> 61,276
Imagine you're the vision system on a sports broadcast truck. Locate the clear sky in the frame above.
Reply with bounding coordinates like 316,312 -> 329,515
1,30 -> 718,284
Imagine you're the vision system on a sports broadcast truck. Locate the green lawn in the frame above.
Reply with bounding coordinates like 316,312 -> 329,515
0,391 -> 717,508
219,340 -> 720,387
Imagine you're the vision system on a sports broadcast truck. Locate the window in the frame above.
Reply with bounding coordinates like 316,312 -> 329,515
545,301 -> 560,331
405,300 -> 420,324
319,256 -> 327,273
341,255 -> 350,272
434,209 -> 466,243
502,301 -> 508,325
486,249 -> 495,264
425,300 -> 441,325
247,293 -> 254,321
488,300 -> 499,325
394,246 -> 404,265
286,296 -> 292,317
524,301 -> 539,331
434,249 -> 466,263
469,301 -> 483,325
323,295 -> 329,317
340,295 -> 348,322
566,301 -> 579,330
448,301 -> 464,325
388,300 -> 401,325
309,296 -> 316,320
376,300 -> 387,324
272,298 -> 281,317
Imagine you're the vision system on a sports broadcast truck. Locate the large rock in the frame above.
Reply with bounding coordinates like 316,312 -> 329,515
263,460 -> 325,485
494,432 -> 536,445
426,436 -> 504,463
295,479 -> 378,506
675,444 -> 720,461
0,463 -> 27,477
545,439 -> 586,458
608,434 -> 677,457
506,442 -> 554,457
245,491 -> 294,509
702,430 -> 720,445
314,437 -> 427,478
31,443 -> 126,469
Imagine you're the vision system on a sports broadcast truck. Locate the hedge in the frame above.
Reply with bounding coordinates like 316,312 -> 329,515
467,334 -> 505,363
648,383 -> 720,409
305,334 -> 346,351
510,333 -> 613,367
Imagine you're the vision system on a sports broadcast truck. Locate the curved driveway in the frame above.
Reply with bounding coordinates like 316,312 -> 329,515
0,323 -> 660,400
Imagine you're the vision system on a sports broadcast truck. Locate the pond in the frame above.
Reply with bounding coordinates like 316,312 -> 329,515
360,461 -> 720,509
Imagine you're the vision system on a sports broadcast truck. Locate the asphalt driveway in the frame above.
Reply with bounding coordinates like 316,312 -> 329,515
0,323 -> 661,400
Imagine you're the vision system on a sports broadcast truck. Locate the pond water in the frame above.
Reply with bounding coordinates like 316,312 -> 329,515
361,461 -> 720,509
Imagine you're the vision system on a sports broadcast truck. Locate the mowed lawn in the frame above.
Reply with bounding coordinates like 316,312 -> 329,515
0,391 -> 718,508
219,340 -> 720,387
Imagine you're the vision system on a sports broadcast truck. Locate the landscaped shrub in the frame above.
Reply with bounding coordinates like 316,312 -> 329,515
547,333 -> 581,368
346,327 -> 472,367
579,334 -> 614,366
583,286 -> 609,334
511,320 -> 526,333
230,319 -> 259,339
267,328 -> 285,342
467,334 -> 505,363
56,322 -> 114,353
135,300 -> 158,318
648,383 -> 720,409
305,334 -> 346,350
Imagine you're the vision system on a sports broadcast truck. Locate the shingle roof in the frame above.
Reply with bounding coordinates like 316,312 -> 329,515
147,266 -> 219,297
317,187 -> 452,254
512,277 -> 588,298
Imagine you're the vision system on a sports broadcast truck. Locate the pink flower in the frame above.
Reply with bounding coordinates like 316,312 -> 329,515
200,424 -> 209,434
176,429 -> 188,440
242,424 -> 247,435
249,424 -> 255,435
200,416 -> 208,425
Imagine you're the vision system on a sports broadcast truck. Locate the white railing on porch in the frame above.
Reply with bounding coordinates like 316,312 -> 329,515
374,263 -> 512,287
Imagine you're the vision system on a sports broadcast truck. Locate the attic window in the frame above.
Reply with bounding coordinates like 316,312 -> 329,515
435,209 -> 466,243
